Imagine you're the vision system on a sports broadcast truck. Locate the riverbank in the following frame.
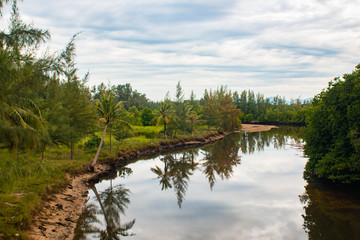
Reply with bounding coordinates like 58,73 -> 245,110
26,131 -> 229,239
26,124 -> 277,240
240,123 -> 278,132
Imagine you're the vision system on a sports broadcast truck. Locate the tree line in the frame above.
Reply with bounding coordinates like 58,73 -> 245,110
233,90 -> 310,124
0,3 -> 314,161
0,2 -> 319,169
0,3 -> 242,161
304,64 -> 360,183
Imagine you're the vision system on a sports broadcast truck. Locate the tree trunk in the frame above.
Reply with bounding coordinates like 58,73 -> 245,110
109,123 -> 112,152
71,141 -> 74,160
41,145 -> 46,163
91,123 -> 108,167
163,119 -> 167,138
91,186 -> 110,228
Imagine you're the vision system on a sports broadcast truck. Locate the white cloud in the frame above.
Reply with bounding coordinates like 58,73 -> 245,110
3,0 -> 360,100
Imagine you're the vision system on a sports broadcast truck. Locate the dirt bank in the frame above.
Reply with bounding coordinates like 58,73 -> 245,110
27,166 -> 108,240
240,123 -> 278,133
27,125 -> 276,239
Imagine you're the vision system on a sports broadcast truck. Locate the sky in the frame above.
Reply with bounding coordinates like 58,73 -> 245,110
2,0 -> 360,101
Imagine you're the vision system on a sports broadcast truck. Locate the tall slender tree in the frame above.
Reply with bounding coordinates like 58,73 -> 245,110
201,86 -> 242,132
0,4 -> 50,151
47,34 -> 96,159
156,102 -> 172,138
91,91 -> 122,168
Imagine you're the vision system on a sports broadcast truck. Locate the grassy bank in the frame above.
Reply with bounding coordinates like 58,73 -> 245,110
0,126 -> 217,239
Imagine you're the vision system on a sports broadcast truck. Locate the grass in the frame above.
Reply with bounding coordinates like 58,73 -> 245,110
132,125 -> 162,139
0,126 -> 217,239
0,152 -> 68,239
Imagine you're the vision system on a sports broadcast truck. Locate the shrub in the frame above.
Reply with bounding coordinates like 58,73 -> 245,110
84,135 -> 101,150
133,126 -> 161,139
113,121 -> 133,141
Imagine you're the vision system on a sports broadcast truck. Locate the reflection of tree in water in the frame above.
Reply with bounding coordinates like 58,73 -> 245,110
74,200 -> 100,239
240,126 -> 304,154
299,180 -> 360,240
151,150 -> 199,208
201,134 -> 241,190
74,177 -> 135,240
151,155 -> 174,190
151,127 -> 303,206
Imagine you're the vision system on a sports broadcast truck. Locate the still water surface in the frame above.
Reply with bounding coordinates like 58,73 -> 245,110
74,128 -> 360,240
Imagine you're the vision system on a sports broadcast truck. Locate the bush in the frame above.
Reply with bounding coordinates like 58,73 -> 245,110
113,121 -> 133,141
84,135 -> 101,150
133,126 -> 161,139
141,107 -> 155,126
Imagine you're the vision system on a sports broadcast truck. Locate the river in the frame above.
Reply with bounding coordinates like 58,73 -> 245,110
73,127 -> 360,240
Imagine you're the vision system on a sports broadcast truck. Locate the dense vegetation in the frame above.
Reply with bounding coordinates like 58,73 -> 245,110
232,90 -> 310,124
304,65 -> 360,183
0,3 -> 242,237
2,0 -> 359,238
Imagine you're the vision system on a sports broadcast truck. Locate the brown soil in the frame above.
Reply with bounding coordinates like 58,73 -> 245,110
27,164 -> 110,240
240,123 -> 278,133
27,125 -> 276,239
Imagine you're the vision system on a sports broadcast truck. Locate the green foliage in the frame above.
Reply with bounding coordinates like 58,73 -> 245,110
243,113 -> 253,122
0,151 -> 67,238
133,126 -> 161,139
0,6 -> 50,152
92,83 -> 148,110
113,121 -> 133,141
44,35 -> 96,159
84,135 -> 101,150
155,102 -> 172,137
169,82 -> 191,136
95,91 -> 122,125
201,86 -> 242,131
91,90 -> 125,167
304,64 -> 360,183
141,107 -> 155,126
186,110 -> 202,135
120,106 -> 142,126
233,89 -> 310,124
187,90 -> 200,112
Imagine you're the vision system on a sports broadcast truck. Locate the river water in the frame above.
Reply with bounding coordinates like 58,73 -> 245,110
73,127 -> 360,240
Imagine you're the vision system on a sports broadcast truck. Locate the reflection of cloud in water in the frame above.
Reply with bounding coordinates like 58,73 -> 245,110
132,198 -> 305,240
76,127 -> 308,240
130,199 -> 239,240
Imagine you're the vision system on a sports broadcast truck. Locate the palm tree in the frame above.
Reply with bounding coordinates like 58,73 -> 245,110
186,110 -> 202,136
90,91 -> 122,168
171,153 -> 194,208
151,155 -> 174,190
90,183 -> 136,239
73,199 -> 100,239
155,102 -> 172,138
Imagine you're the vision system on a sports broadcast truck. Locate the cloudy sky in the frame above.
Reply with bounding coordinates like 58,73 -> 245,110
3,0 -> 360,101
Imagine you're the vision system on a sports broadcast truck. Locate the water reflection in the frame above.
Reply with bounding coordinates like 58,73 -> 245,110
152,127 -> 304,206
74,176 -> 136,239
201,134 -> 241,190
75,126 -> 331,240
240,126 -> 303,154
151,152 -> 198,208
299,180 -> 360,240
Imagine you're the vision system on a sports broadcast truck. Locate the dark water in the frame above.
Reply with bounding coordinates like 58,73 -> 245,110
74,127 -> 360,240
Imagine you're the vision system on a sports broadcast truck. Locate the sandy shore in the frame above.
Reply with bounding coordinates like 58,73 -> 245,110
27,164 -> 110,240
240,123 -> 278,133
27,124 -> 277,239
